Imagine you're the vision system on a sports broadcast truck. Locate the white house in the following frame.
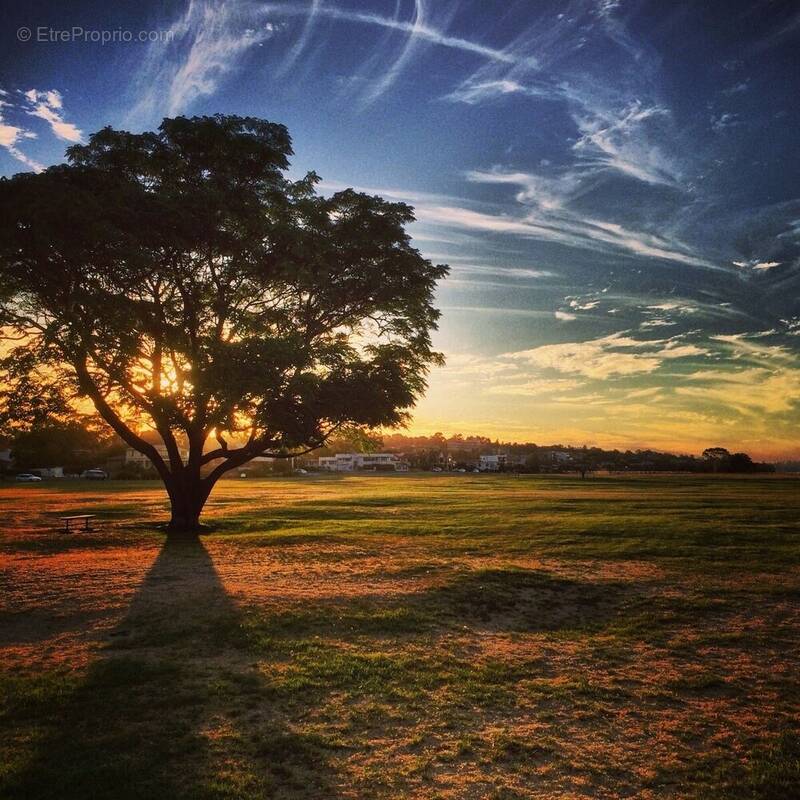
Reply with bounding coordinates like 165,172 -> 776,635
479,454 -> 508,471
318,453 -> 407,472
124,445 -> 189,468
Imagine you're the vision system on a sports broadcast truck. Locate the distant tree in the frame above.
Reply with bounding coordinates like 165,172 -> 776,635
318,430 -> 384,456
411,448 -> 442,471
524,452 -> 540,473
576,445 -> 592,479
728,452 -> 756,473
703,447 -> 731,460
702,447 -> 731,472
12,421 -> 113,472
0,115 -> 447,532
431,432 -> 447,450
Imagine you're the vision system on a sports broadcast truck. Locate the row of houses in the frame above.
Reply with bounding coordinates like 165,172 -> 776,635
127,450 -> 518,473
313,452 -> 574,473
124,447 -> 572,474
126,450 -> 548,474
476,452 -> 571,470
3,437 -> 576,477
317,453 -> 409,472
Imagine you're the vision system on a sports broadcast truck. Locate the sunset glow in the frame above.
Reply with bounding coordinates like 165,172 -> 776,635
3,1 -> 799,458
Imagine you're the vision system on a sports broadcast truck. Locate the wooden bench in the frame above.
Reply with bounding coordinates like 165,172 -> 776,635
60,514 -> 97,533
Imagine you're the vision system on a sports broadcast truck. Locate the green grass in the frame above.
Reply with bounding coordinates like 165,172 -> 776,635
1,473 -> 799,798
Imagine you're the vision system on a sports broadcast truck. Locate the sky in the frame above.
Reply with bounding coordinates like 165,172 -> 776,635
2,0 -> 800,459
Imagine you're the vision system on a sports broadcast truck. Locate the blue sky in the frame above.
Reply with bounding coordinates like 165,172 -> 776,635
2,0 -> 800,457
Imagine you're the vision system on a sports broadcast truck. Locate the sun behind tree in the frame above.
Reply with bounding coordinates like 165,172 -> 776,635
0,115 -> 448,533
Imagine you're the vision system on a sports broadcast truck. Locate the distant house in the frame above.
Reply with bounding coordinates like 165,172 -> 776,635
318,454 -> 350,471
124,445 -> 189,469
318,453 -> 408,472
479,454 -> 507,471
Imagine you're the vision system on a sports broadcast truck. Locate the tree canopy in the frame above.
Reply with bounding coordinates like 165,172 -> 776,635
0,114 -> 447,530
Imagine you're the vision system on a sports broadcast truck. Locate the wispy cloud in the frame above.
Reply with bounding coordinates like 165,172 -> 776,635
445,78 -> 550,105
504,332 -> 708,379
732,259 -> 781,272
274,0 -> 320,75
568,298 -> 600,311
130,0 -> 280,121
571,99 -> 679,187
0,93 -> 43,172
646,301 -> 698,314
711,112 -> 742,133
23,89 -> 82,143
0,87 -> 82,169
317,178 -> 455,205
486,377 -> 583,397
676,366 -> 800,415
722,79 -> 751,96
451,79 -> 683,191
750,8 -> 800,53
710,331 -> 795,366
441,1 -> 684,187
265,2 -> 528,66
353,0 -> 429,105
256,0 -> 540,105
448,263 -> 555,282
141,0 -> 793,122
417,174 -> 716,268
439,305 -> 554,318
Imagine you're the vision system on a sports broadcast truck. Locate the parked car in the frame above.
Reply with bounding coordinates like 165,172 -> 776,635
294,468 -> 308,475
15,473 -> 43,482
81,469 -> 108,480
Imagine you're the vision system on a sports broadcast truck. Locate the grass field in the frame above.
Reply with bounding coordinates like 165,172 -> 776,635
1,473 -> 799,799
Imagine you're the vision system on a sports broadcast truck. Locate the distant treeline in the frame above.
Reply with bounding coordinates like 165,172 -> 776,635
370,434 -> 776,473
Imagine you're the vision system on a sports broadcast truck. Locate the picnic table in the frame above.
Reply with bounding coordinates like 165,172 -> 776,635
60,514 -> 96,533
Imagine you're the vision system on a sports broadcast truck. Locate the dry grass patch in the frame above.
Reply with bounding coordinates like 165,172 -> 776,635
1,474 -> 799,798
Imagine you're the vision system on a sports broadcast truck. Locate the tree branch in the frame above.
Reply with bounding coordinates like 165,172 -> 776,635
73,356 -> 171,480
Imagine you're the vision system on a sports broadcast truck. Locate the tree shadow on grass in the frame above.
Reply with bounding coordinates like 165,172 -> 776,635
237,567 -> 637,645
2,536 -> 343,800
414,567 -> 634,633
218,568 -> 642,722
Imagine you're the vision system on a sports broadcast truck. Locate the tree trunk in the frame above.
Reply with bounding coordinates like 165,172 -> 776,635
165,473 -> 211,535
167,496 -> 203,534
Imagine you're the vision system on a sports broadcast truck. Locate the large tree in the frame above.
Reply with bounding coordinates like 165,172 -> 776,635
0,115 -> 447,532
